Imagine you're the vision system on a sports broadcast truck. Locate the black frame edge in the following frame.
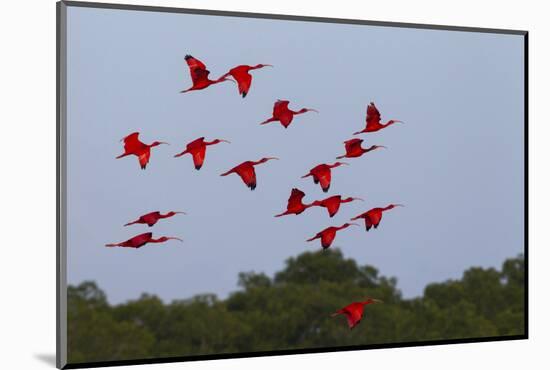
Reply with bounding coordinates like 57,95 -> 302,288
61,0 -> 527,35
63,335 -> 527,369
57,1 -> 68,369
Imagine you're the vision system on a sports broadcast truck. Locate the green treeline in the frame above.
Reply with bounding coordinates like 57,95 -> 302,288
67,249 -> 525,364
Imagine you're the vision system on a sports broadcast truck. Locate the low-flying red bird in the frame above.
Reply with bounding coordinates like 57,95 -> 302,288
220,157 -> 279,190
311,195 -> 364,218
331,298 -> 383,330
220,64 -> 273,98
116,132 -> 168,169
306,223 -> 358,249
336,138 -> 386,159
260,100 -> 318,128
179,55 -> 232,93
301,162 -> 348,193
124,211 -> 186,227
174,137 -> 230,170
274,188 -> 314,217
353,102 -> 403,135
105,232 -> 182,249
351,204 -> 404,231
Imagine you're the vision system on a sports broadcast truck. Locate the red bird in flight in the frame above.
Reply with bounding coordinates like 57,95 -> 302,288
311,195 -> 364,218
220,64 -> 273,98
116,132 -> 168,169
353,102 -> 403,135
105,232 -> 182,249
220,157 -> 279,190
275,188 -> 314,217
306,223 -> 358,249
331,298 -> 383,329
337,138 -> 386,159
124,211 -> 186,227
180,55 -> 233,93
351,204 -> 404,231
174,137 -> 230,170
301,162 -> 348,193
260,100 -> 318,128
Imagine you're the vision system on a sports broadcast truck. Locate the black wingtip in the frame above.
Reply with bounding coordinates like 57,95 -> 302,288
184,54 -> 193,60
242,91 -> 247,98
195,165 -> 202,170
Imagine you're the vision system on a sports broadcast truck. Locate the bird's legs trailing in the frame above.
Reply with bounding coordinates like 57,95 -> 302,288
260,117 -> 278,125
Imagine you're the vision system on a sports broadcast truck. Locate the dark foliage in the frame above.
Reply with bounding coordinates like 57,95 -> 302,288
67,250 -> 524,363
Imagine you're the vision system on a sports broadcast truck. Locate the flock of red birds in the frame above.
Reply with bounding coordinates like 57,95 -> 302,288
105,54 -> 405,330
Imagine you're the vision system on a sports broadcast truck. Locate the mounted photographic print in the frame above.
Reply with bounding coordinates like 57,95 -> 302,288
57,1 -> 528,368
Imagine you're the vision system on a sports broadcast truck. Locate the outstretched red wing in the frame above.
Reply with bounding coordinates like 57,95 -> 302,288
324,199 -> 341,217
318,171 -> 332,192
186,137 -> 205,150
123,132 -> 146,153
273,100 -> 290,116
236,165 -> 257,189
320,229 -> 336,248
191,145 -> 207,170
233,69 -> 253,97
130,232 -> 153,246
366,102 -> 381,128
141,212 -> 161,226
138,149 -> 151,169
367,209 -> 383,228
185,55 -> 210,85
344,138 -> 363,153
287,188 -> 306,209
344,304 -> 364,329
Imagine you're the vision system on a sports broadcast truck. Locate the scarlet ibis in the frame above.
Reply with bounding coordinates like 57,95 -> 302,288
336,138 -> 386,159
260,100 -> 318,128
219,64 -> 273,98
306,223 -> 358,249
116,132 -> 168,169
179,55 -> 233,93
311,195 -> 364,218
331,298 -> 383,330
351,204 -> 404,231
301,162 -> 348,193
220,157 -> 279,190
105,232 -> 182,249
353,102 -> 403,135
274,188 -> 314,217
124,211 -> 186,227
174,137 -> 230,170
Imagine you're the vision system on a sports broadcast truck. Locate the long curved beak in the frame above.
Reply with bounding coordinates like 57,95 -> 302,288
395,204 -> 405,207
168,237 -> 183,242
378,146 -> 388,149
308,109 -> 319,113
220,76 -> 236,83
263,64 -> 274,67
369,298 -> 383,303
174,211 -> 186,215
394,120 -> 404,124
349,223 -> 360,227
353,197 -> 365,202
267,157 -> 280,160
159,142 -> 169,145
340,162 -> 350,166
220,139 -> 231,144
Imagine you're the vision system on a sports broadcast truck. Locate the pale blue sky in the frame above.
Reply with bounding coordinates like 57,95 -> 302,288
66,6 -> 524,304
